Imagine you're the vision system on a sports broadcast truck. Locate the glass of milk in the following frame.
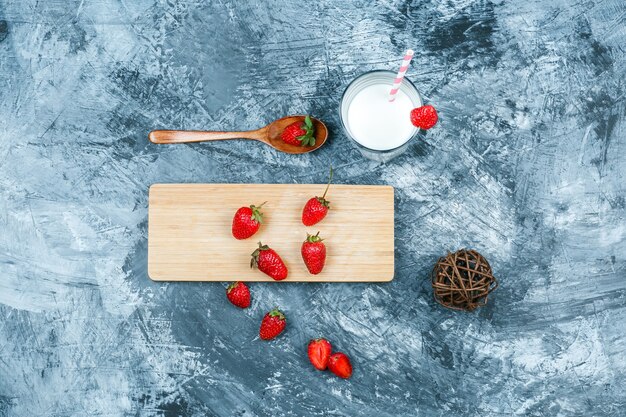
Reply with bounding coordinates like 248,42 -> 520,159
340,70 -> 422,162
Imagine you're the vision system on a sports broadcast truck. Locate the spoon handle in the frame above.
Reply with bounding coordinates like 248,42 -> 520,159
148,129 -> 265,144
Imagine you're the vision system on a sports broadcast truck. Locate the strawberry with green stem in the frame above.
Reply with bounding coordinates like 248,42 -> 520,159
259,308 -> 287,340
302,166 -> 333,226
301,232 -> 326,275
226,281 -> 250,308
232,202 -> 266,240
281,115 -> 316,147
251,242 -> 288,281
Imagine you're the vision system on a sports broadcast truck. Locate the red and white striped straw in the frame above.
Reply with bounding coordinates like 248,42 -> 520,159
388,49 -> 414,102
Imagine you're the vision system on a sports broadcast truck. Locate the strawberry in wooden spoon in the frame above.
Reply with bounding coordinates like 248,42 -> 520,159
281,115 -> 316,147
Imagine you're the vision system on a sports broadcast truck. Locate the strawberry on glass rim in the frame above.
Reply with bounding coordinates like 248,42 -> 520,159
410,105 -> 438,130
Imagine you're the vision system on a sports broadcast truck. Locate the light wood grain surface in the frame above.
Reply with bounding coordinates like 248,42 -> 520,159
148,184 -> 395,282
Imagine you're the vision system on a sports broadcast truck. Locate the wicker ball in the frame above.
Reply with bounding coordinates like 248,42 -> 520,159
431,249 -> 498,311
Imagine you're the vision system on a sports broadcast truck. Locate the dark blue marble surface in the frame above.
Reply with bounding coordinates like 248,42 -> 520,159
1,1 -> 625,416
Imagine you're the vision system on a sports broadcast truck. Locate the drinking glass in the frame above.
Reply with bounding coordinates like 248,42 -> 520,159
339,70 -> 423,162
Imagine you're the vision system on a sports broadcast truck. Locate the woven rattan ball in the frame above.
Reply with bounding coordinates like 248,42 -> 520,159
431,249 -> 498,311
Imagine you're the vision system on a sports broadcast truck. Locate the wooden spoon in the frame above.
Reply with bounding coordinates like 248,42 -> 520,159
148,115 -> 328,154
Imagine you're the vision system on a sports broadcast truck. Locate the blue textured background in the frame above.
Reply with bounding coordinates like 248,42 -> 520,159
1,1 -> 625,416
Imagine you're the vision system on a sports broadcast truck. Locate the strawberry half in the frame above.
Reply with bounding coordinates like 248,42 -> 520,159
226,281 -> 250,308
232,202 -> 266,240
308,338 -> 332,370
301,232 -> 326,275
410,105 -> 438,130
281,115 -> 316,147
328,352 -> 352,379
259,308 -> 286,340
251,242 -> 288,281
302,166 -> 332,226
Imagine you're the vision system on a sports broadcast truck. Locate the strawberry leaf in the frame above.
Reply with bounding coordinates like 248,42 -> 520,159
251,242 -> 269,268
306,232 -> 324,243
316,196 -> 330,207
268,308 -> 286,321
250,201 -> 267,224
298,133 -> 315,147
295,116 -> 316,147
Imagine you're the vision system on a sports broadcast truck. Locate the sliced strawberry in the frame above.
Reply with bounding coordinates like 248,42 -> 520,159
328,352 -> 352,379
308,338 -> 332,370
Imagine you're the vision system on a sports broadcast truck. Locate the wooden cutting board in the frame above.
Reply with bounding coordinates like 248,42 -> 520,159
148,184 -> 394,282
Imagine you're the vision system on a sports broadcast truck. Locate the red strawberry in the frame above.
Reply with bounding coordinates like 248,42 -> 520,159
301,232 -> 326,275
232,202 -> 266,240
410,105 -> 438,130
281,115 -> 316,147
250,242 -> 288,281
302,167 -> 333,226
308,338 -> 332,370
226,281 -> 250,308
259,308 -> 286,340
328,352 -> 352,379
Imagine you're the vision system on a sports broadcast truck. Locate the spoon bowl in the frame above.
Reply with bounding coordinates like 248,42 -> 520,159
148,115 -> 328,154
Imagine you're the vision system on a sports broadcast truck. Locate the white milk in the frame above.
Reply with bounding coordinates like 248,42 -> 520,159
346,83 -> 416,151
